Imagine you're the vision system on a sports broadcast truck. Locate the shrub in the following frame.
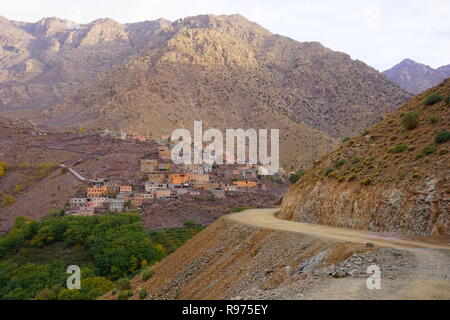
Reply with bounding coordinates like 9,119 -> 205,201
347,173 -> 357,181
138,289 -> 148,300
325,167 -> 334,176
361,130 -> 370,136
116,278 -> 131,291
430,117 -> 439,124
388,144 -> 408,154
36,163 -> 57,179
141,269 -> 155,282
435,131 -> 450,144
2,195 -> 16,207
422,145 -> 437,155
117,290 -> 132,300
361,178 -> 373,186
14,184 -> 25,193
342,137 -> 351,143
423,93 -> 443,106
19,163 -> 31,169
289,170 -> 306,184
351,157 -> 361,164
401,112 -> 419,130
334,159 -> 346,168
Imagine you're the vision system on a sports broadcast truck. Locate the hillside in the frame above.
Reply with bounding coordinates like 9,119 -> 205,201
383,59 -> 450,94
103,209 -> 450,300
281,79 -> 450,236
0,14 -> 411,169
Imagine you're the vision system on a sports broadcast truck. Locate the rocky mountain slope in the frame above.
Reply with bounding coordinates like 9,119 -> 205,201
383,59 -> 450,94
0,14 -> 410,169
281,79 -> 450,236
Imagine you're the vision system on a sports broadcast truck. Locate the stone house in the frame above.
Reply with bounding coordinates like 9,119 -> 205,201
233,180 -> 257,188
87,186 -> 108,198
140,159 -> 158,173
108,199 -> 125,212
155,189 -> 171,198
141,193 -> 154,203
147,173 -> 165,183
120,185 -> 132,194
144,182 -> 168,192
169,173 -> 190,185
69,198 -> 87,208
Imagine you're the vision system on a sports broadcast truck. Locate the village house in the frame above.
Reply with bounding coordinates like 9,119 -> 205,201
87,186 -> 108,198
189,173 -> 210,183
108,199 -> 125,212
192,182 -> 220,190
87,197 -> 109,208
221,183 -> 238,192
176,189 -> 189,196
241,169 -> 257,179
90,179 -> 106,187
147,173 -> 165,183
141,193 -> 154,203
158,146 -> 172,160
105,181 -> 120,195
132,134 -> 147,142
169,173 -> 190,185
117,193 -> 131,202
233,180 -> 257,188
155,189 -> 172,199
120,185 -> 132,194
116,132 -> 127,140
144,182 -> 168,192
131,194 -> 143,207
184,164 -> 204,175
140,159 -> 158,173
69,198 -> 87,208
158,163 -> 170,173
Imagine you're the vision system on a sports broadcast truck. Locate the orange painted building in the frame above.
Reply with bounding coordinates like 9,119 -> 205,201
233,181 -> 257,188
148,173 -> 165,183
120,186 -> 132,193
169,174 -> 190,185
87,186 -> 108,198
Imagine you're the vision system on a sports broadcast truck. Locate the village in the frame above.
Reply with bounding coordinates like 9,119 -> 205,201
66,131 -> 286,216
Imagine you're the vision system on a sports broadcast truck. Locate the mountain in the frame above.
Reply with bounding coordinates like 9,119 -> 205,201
281,79 -> 450,236
0,14 -> 411,169
383,59 -> 450,94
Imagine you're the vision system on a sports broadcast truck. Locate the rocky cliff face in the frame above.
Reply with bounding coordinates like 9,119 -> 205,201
383,59 -> 450,94
281,80 -> 450,236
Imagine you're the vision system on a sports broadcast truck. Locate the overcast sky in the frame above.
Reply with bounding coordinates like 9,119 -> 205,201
1,0 -> 448,70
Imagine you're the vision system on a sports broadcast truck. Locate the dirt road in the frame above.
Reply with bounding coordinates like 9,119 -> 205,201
226,208 -> 450,299
227,208 -> 450,250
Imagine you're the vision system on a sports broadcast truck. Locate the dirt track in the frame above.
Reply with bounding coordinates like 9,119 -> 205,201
227,208 -> 450,250
226,208 -> 450,300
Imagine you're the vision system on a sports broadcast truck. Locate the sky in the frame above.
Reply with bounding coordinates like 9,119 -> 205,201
0,0 -> 449,71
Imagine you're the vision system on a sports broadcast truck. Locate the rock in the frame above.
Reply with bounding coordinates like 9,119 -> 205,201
366,242 -> 375,248
333,271 -> 347,278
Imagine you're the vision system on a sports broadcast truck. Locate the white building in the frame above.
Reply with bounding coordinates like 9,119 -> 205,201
144,182 -> 168,192
69,198 -> 88,208
108,199 -> 125,212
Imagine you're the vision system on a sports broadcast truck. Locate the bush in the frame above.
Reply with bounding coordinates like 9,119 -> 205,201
401,112 -> 419,130
334,159 -> 346,168
430,117 -> 439,124
138,289 -> 148,300
388,145 -> 408,154
141,269 -> 155,282
423,94 -> 443,106
422,145 -> 437,155
351,157 -> 361,164
117,290 -> 132,300
2,195 -> 16,207
116,278 -> 131,291
289,170 -> 305,184
361,130 -> 370,136
435,131 -> 450,144
14,184 -> 25,193
361,178 -> 373,186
